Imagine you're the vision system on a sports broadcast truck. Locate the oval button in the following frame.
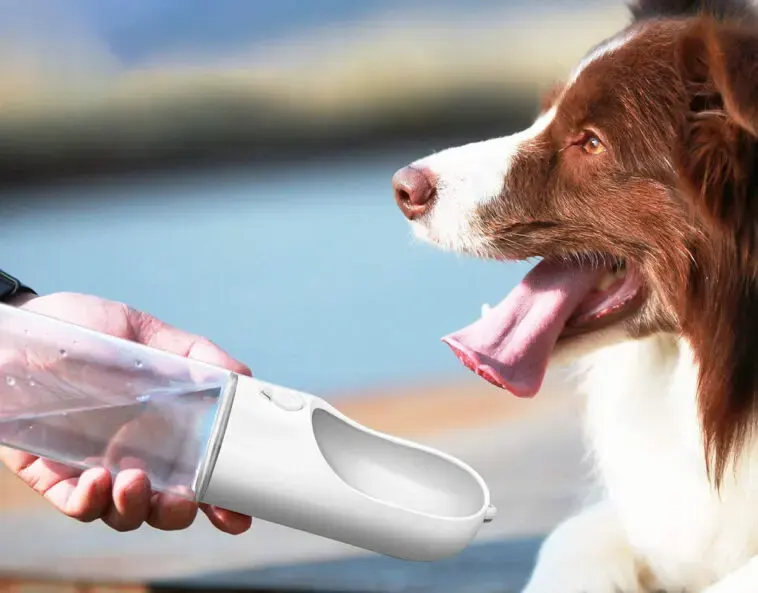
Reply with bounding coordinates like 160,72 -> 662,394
264,387 -> 304,412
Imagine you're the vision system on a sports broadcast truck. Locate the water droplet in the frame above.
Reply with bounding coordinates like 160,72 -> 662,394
59,349 -> 67,358
6,377 -> 16,386
134,360 -> 143,368
28,380 -> 36,387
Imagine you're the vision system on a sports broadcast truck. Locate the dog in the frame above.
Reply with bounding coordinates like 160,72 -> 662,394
392,1 -> 758,591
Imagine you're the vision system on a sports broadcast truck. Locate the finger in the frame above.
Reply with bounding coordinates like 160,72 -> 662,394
101,469 -> 151,532
147,492 -> 199,531
0,447 -> 38,475
12,456 -> 83,494
200,503 -> 253,535
5,451 -> 113,523
187,339 -> 252,377
130,312 -> 252,377
45,467 -> 112,522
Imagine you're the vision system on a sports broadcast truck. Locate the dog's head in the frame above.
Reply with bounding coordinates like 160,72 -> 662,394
393,0 -> 758,483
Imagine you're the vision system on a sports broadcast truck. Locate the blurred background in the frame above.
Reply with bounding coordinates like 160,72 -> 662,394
0,2 -> 627,592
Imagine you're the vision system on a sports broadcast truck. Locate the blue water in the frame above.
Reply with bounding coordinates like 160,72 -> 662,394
0,154 -> 532,397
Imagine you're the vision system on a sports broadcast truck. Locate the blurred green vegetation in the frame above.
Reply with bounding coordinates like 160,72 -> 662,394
0,3 -> 627,185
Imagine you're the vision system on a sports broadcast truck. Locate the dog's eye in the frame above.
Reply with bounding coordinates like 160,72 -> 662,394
581,135 -> 606,155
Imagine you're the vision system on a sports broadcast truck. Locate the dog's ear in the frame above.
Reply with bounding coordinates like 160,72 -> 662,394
676,20 -> 758,224
629,0 -> 756,22
674,19 -> 758,489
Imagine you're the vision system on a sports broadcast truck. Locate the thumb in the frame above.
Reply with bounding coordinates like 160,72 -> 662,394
184,338 -> 253,378
128,310 -> 252,377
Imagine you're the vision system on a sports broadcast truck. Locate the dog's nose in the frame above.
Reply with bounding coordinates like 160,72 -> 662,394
393,166 -> 437,220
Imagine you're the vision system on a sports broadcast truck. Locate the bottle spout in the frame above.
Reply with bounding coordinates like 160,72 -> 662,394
310,405 -> 488,522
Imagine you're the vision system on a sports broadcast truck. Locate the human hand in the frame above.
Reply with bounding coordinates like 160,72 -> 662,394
0,291 -> 253,534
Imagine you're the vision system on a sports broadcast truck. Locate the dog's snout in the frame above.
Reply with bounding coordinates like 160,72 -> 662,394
393,166 -> 437,220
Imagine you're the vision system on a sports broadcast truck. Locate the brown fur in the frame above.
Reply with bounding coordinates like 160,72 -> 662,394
469,4 -> 758,487
629,0 -> 757,22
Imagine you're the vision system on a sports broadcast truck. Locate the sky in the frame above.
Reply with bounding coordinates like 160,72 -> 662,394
0,0 -> 600,67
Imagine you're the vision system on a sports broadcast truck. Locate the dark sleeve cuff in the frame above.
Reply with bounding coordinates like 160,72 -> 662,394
0,269 -> 36,303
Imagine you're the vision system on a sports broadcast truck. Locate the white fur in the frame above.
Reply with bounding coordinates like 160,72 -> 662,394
567,29 -> 639,87
522,334 -> 758,592
703,558 -> 758,593
407,107 -> 556,255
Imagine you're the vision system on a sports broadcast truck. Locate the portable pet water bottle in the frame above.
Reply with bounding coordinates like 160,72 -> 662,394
0,303 -> 495,561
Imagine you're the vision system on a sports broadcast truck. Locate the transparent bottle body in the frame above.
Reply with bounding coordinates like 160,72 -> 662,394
0,304 -> 233,499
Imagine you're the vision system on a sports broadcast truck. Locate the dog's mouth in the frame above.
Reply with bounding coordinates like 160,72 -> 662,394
442,255 -> 644,397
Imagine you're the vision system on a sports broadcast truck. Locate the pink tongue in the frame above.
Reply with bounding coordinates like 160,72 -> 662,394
442,259 -> 605,397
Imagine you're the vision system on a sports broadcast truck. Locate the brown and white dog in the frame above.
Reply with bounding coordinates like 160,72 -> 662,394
392,1 -> 758,591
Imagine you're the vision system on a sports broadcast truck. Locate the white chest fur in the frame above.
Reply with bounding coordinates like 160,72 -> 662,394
577,336 -> 758,590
